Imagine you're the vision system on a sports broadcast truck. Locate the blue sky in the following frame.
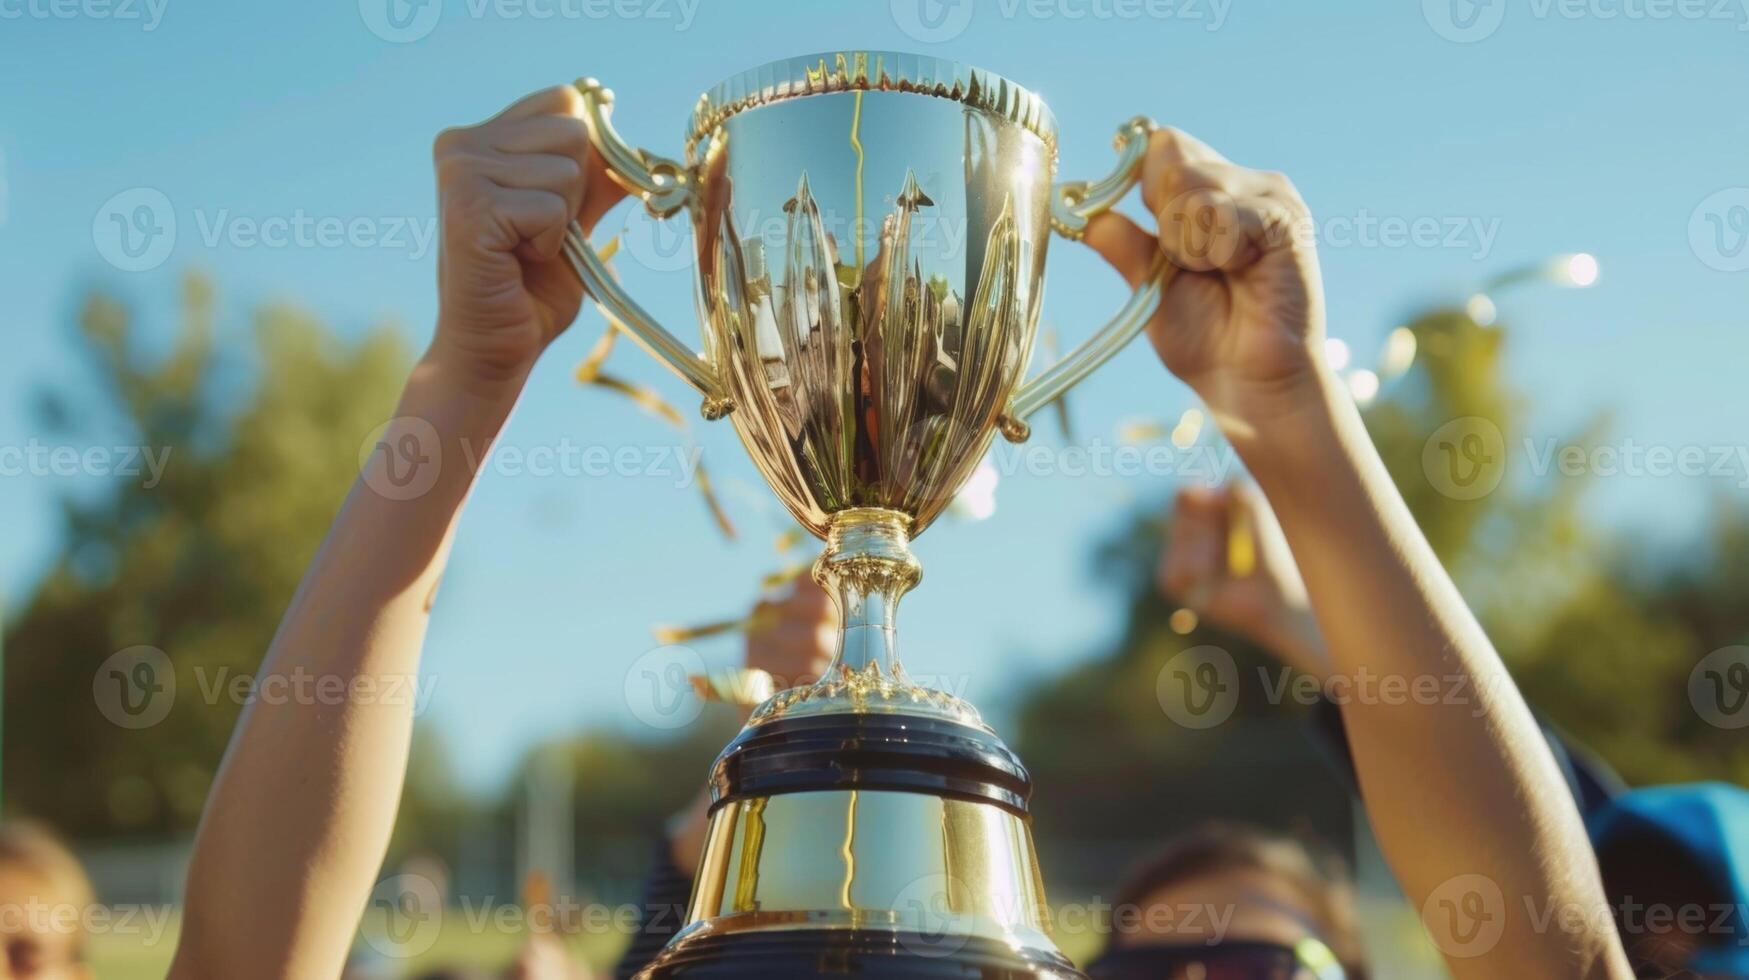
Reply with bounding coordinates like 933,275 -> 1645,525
2,0 -> 1746,791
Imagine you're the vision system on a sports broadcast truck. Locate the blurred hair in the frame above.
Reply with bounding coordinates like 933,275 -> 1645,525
1112,823 -> 1367,980
0,819 -> 97,950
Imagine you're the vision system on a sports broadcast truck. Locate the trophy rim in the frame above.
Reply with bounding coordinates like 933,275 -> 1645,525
686,49 -> 1059,155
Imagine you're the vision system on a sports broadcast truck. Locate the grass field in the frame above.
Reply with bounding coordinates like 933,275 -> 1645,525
86,910 -> 631,979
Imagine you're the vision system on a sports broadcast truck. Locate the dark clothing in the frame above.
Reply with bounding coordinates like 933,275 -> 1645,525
613,837 -> 693,980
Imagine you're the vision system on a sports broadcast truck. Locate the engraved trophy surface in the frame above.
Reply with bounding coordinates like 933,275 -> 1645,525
562,51 -> 1168,977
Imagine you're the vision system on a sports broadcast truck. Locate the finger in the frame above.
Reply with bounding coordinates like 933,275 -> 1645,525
488,114 -> 591,158
1083,211 -> 1160,289
494,84 -> 585,124
1155,187 -> 1302,275
471,151 -> 586,224
1137,129 -> 1230,213
488,114 -> 629,234
487,184 -> 573,263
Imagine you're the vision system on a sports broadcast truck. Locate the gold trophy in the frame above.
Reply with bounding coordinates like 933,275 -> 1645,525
564,51 -> 1167,978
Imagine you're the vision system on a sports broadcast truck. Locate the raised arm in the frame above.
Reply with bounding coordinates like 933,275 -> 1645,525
1085,128 -> 1631,979
170,85 -> 625,979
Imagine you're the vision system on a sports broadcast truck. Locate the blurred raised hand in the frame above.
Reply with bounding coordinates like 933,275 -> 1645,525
744,576 -> 838,691
1159,482 -> 1327,680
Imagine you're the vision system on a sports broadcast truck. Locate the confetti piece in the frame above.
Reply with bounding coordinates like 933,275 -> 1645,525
575,233 -> 738,540
1228,515 -> 1256,579
1169,608 -> 1199,635
759,564 -> 810,591
689,668 -> 777,707
1170,408 -> 1204,449
1117,418 -> 1168,444
653,617 -> 747,645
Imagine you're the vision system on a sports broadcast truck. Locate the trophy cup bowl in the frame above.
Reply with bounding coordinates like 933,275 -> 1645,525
562,51 -> 1169,978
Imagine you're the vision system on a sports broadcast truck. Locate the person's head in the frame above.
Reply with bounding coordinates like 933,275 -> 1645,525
1088,824 -> 1363,980
1589,782 -> 1749,978
0,821 -> 94,980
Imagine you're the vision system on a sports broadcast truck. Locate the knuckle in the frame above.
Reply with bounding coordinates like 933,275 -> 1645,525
1149,126 -> 1190,154
432,126 -> 472,162
537,84 -> 585,116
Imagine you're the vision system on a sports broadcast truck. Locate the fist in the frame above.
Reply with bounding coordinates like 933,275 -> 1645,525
745,578 -> 837,689
1085,129 -> 1325,428
431,85 -> 627,386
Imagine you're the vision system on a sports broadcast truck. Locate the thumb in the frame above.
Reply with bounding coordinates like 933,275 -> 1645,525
1082,211 -> 1159,289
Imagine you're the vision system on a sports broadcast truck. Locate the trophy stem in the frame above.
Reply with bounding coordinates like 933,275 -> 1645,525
812,507 -> 921,686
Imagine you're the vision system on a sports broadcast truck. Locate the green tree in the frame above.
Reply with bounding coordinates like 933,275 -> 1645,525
3,274 -> 409,838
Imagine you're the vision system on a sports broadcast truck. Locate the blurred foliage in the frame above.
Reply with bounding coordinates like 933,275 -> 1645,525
3,273 -> 410,837
1017,306 -> 1749,894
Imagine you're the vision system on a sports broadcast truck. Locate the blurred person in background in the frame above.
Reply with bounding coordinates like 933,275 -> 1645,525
1084,824 -> 1361,980
161,87 -> 1631,979
1162,481 -> 1749,978
0,821 -> 95,980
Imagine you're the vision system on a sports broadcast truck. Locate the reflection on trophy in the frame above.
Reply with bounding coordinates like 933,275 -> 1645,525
563,51 -> 1169,978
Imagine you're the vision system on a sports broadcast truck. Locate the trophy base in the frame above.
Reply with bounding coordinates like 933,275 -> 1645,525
644,712 -> 1076,979
636,927 -> 1085,978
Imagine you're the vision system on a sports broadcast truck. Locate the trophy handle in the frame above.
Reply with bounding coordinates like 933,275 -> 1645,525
997,116 -> 1171,442
562,78 -> 733,421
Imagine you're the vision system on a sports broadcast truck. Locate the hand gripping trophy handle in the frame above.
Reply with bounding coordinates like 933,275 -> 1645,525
560,77 -> 1169,440
1000,115 -> 1173,442
560,78 -> 734,422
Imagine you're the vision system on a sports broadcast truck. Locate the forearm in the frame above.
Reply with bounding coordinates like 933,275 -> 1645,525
1234,368 -> 1629,979
173,350 -> 517,979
